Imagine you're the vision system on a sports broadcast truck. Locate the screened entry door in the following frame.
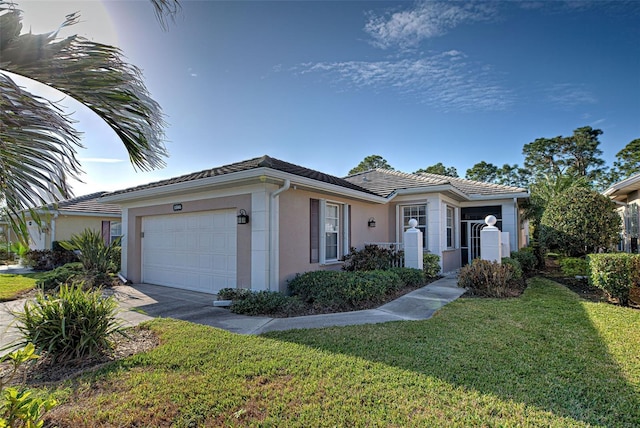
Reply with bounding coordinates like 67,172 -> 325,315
461,220 -> 486,265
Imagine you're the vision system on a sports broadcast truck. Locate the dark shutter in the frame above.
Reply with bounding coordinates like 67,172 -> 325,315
310,199 -> 319,263
101,221 -> 110,245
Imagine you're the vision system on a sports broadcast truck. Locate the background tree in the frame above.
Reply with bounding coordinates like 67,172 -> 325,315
414,163 -> 458,177
495,164 -> 531,188
0,1 -> 179,243
611,138 -> 640,182
539,186 -> 621,257
465,161 -> 498,183
348,155 -> 394,175
522,126 -> 607,189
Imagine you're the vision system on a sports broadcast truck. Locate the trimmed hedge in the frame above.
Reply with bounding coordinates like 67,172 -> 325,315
423,253 -> 441,278
389,267 -> 425,287
229,291 -> 304,317
342,245 -> 403,271
510,249 -> 537,277
35,263 -> 84,291
588,253 -> 640,306
287,270 -> 403,311
501,257 -> 523,280
560,257 -> 589,277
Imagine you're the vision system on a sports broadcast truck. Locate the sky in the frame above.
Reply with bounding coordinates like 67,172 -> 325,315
14,0 -> 640,196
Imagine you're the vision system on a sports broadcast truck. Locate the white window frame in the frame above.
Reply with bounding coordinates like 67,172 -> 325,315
400,204 -> 427,249
319,200 -> 349,264
110,221 -> 122,244
446,206 -> 455,249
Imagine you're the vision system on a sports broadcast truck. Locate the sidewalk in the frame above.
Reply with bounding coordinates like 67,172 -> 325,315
1,271 -> 465,352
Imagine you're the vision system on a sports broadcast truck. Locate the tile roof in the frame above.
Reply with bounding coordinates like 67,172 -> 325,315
46,192 -> 121,216
344,169 -> 528,198
104,155 -> 375,197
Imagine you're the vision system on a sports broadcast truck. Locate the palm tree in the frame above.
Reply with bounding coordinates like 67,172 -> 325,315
0,0 -> 179,242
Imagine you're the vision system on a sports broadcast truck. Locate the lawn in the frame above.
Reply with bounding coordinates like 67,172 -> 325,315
0,272 -> 43,301
42,277 -> 640,427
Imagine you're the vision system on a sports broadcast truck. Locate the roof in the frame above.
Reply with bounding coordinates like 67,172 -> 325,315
45,192 -> 121,216
603,173 -> 640,202
103,155 -> 375,198
344,169 -> 528,199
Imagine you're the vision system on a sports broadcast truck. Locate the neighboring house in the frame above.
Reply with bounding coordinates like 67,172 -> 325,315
100,155 -> 529,295
21,192 -> 122,250
604,173 -> 640,253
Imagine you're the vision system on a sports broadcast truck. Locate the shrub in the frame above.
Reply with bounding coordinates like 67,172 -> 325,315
342,245 -> 403,271
60,229 -> 121,275
35,262 -> 84,291
217,288 -> 252,301
540,187 -> 621,257
559,257 -> 589,277
501,257 -> 523,280
510,249 -> 537,277
13,284 -> 124,363
389,267 -> 425,287
0,344 -> 57,427
588,253 -> 640,306
458,259 -> 521,298
230,291 -> 304,316
288,269 -> 403,311
423,253 -> 441,278
23,249 -> 78,271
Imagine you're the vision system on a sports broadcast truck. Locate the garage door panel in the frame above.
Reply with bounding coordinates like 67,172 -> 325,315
142,210 -> 237,294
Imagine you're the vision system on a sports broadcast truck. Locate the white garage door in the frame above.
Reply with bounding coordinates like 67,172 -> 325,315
141,210 -> 237,294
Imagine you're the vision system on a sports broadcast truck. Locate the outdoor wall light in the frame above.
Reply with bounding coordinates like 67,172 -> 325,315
368,217 -> 376,228
237,209 -> 250,225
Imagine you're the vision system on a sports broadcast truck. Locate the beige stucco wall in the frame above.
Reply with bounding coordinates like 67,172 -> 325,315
52,215 -> 120,248
277,188 -> 388,291
123,194 -> 252,287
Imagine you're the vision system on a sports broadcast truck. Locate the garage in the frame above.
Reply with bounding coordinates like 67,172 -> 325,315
141,210 -> 237,294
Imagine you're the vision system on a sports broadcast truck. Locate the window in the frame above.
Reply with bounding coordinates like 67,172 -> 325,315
310,199 -> 349,264
446,206 -> 455,248
402,205 -> 427,248
109,221 -> 122,244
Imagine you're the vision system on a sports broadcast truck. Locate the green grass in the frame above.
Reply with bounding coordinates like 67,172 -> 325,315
43,277 -> 640,427
0,272 -> 44,301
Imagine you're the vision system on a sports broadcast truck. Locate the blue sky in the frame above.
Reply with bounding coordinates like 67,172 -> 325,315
18,0 -> 640,195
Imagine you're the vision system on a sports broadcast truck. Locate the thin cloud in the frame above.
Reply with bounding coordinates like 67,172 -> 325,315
79,158 -> 125,163
296,51 -> 513,112
364,1 -> 495,49
546,83 -> 597,108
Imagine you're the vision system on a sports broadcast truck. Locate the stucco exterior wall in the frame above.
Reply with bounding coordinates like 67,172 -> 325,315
52,215 -> 120,248
277,188 -> 388,292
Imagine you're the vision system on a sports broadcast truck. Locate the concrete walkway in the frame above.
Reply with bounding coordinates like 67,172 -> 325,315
1,268 -> 465,352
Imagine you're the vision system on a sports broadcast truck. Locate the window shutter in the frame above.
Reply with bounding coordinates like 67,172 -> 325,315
101,221 -> 110,245
310,199 -> 319,263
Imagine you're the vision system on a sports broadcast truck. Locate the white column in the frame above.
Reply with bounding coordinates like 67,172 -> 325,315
251,190 -> 270,291
481,215 -> 502,263
404,219 -> 424,270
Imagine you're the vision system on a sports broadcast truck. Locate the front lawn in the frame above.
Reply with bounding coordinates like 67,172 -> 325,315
0,273 -> 43,301
41,277 -> 640,426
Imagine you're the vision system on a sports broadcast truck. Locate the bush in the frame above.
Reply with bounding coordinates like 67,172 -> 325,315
389,267 -> 425,287
458,259 -> 521,298
342,245 -> 403,271
510,249 -> 537,277
35,262 -> 84,291
230,291 -> 304,316
13,284 -> 124,363
540,187 -> 621,257
501,257 -> 523,280
217,288 -> 252,301
588,253 -> 640,306
559,257 -> 589,277
423,253 -> 441,278
288,269 -> 403,311
60,229 -> 121,276
23,249 -> 79,271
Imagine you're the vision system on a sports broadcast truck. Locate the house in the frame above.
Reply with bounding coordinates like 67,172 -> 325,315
99,155 -> 529,294
603,173 -> 640,253
20,192 -> 122,250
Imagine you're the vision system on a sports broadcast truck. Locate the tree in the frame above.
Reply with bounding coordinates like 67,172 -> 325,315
612,138 -> 640,181
539,186 -> 621,257
348,155 -> 394,175
414,163 -> 458,177
522,126 -> 607,188
0,1 -> 179,243
465,161 -> 498,183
